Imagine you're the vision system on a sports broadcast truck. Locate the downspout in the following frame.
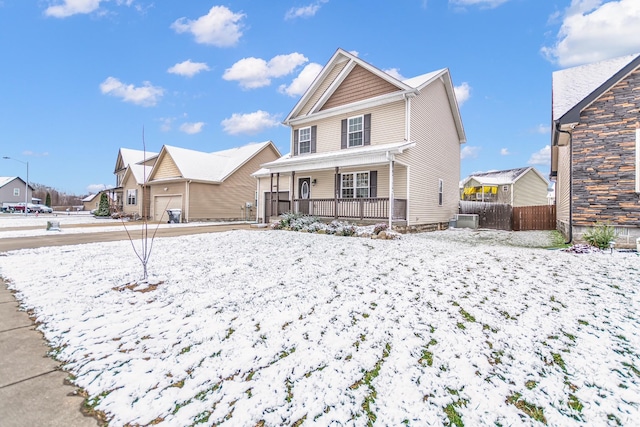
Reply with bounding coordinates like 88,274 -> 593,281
185,180 -> 191,223
555,121 -> 573,244
387,151 -> 395,229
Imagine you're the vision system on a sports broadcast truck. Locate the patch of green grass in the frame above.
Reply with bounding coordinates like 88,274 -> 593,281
506,393 -> 547,424
568,394 -> 583,412
350,343 -> 391,425
525,381 -> 537,390
292,415 -> 307,427
459,308 -> 476,323
551,353 -> 566,371
577,319 -> 589,326
190,410 -> 211,426
456,322 -> 466,330
622,362 -> 640,377
444,403 -> 464,427
180,346 -> 191,354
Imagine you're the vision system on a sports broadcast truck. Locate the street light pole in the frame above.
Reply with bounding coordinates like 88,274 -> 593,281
2,156 -> 29,216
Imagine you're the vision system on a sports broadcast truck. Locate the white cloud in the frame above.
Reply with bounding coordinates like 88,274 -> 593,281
179,122 -> 205,135
500,148 -> 510,156
383,68 -> 405,81
279,63 -> 323,97
223,53 -> 308,90
171,6 -> 245,47
528,145 -> 551,166
461,145 -> 480,159
86,184 -> 108,193
449,0 -> 510,9
44,0 -> 101,17
542,0 -> 640,67
454,82 -> 471,106
285,0 -> 328,20
221,110 -> 281,136
533,124 -> 551,134
167,60 -> 210,78
158,117 -> 174,132
100,77 -> 164,107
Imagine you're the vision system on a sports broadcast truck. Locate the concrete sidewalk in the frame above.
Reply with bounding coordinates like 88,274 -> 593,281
0,281 -> 98,426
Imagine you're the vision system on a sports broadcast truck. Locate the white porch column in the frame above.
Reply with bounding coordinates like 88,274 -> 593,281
388,154 -> 394,228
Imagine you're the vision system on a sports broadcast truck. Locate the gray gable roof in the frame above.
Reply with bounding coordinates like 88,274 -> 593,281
553,53 -> 640,124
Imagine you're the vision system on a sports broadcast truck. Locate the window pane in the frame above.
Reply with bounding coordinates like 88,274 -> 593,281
299,140 -> 310,153
299,127 -> 311,141
348,116 -> 362,132
356,172 -> 368,188
356,188 -> 369,198
341,174 -> 353,187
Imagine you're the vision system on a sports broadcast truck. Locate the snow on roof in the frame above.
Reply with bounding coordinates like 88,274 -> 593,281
402,69 -> 446,89
552,53 -> 639,120
129,163 -> 153,185
119,148 -> 159,167
0,176 -> 17,188
164,141 -> 272,182
464,167 -> 531,185
82,193 -> 98,202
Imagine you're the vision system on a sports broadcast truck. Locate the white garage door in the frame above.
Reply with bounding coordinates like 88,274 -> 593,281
154,195 -> 182,222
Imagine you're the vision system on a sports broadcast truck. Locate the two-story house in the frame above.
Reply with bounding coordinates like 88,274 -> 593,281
113,148 -> 159,217
551,53 -> 640,246
255,48 -> 466,231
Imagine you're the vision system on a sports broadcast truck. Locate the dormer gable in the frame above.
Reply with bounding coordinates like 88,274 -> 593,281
321,64 -> 401,111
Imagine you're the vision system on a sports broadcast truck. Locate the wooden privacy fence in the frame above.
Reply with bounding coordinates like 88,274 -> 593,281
512,205 -> 556,231
459,201 -> 556,231
459,201 -> 512,230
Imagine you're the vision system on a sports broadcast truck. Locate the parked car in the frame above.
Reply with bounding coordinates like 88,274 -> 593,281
33,204 -> 53,213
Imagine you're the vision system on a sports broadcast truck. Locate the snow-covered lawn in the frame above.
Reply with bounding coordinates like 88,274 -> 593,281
1,229 -> 639,426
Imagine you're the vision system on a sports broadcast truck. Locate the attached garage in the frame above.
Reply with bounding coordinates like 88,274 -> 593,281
154,195 -> 182,222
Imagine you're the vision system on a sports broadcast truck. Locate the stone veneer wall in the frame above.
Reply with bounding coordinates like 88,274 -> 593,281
570,67 -> 640,228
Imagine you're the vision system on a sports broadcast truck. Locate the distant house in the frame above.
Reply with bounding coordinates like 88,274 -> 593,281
82,193 -> 100,211
460,167 -> 549,206
0,176 -> 34,209
112,148 -> 159,215
551,53 -> 640,246
255,48 -> 466,231
146,141 -> 280,222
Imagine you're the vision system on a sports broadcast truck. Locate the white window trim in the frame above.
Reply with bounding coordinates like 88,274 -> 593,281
502,185 -> 509,192
298,126 -> 311,155
127,189 -> 137,205
438,179 -> 443,206
341,171 -> 370,198
347,115 -> 364,148
13,188 -> 20,196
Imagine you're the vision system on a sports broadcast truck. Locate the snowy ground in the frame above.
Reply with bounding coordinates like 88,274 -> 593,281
1,229 -> 639,426
0,213 -> 247,238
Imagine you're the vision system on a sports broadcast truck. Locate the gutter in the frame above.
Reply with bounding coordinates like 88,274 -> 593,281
555,121 -> 573,244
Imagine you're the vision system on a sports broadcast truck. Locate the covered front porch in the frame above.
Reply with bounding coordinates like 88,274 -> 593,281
256,142 -> 413,226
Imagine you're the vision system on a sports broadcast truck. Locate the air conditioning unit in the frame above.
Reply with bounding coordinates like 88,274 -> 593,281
455,214 -> 479,229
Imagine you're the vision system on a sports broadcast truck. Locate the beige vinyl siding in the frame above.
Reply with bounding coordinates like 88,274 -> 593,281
153,155 -> 181,179
186,145 -> 280,221
298,60 -> 349,117
556,145 -> 571,222
256,174 -> 291,222
513,171 -> 549,207
397,79 -> 461,226
121,172 -> 142,216
294,101 -> 405,155
321,65 -> 400,111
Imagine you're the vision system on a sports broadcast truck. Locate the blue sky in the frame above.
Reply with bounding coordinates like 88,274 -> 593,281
1,0 -> 639,195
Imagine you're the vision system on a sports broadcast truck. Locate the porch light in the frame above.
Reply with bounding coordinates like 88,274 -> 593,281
312,179 -> 317,186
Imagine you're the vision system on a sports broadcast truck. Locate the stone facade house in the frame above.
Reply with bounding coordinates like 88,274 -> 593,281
551,53 -> 640,246
254,48 -> 466,231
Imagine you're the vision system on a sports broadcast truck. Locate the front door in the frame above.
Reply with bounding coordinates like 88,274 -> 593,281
298,178 -> 311,215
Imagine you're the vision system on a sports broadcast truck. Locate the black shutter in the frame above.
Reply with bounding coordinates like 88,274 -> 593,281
363,114 -> 371,146
341,119 -> 347,149
369,171 -> 377,198
311,126 -> 317,153
293,129 -> 299,156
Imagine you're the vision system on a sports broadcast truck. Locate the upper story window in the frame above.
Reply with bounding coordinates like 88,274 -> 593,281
294,125 -> 316,156
127,189 -> 137,205
299,127 -> 311,154
438,179 -> 444,206
341,113 -> 371,149
348,116 -> 363,147
13,188 -> 20,196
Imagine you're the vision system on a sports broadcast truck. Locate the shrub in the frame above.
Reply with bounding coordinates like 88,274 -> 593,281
373,223 -> 388,235
582,222 -> 618,249
95,193 -> 110,217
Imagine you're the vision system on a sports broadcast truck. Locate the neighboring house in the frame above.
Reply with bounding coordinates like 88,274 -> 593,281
146,141 -> 280,222
112,148 -> 159,214
0,176 -> 34,209
82,193 -> 100,211
255,48 -> 466,231
551,53 -> 640,246
460,167 -> 549,206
